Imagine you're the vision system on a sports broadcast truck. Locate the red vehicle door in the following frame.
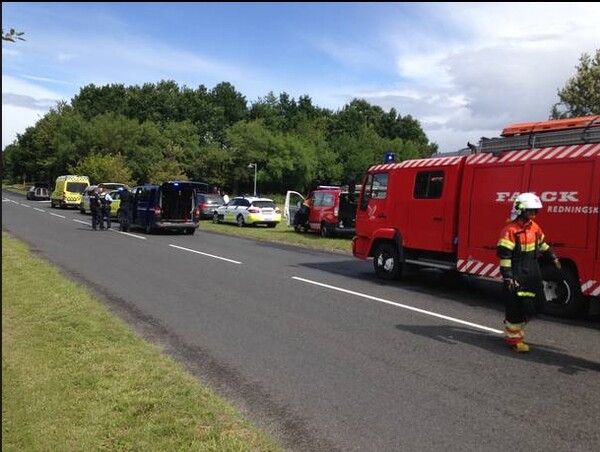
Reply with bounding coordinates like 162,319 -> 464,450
355,172 -> 390,256
309,190 -> 336,231
404,169 -> 447,252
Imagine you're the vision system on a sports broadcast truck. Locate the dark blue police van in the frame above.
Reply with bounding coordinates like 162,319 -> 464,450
122,181 -> 208,234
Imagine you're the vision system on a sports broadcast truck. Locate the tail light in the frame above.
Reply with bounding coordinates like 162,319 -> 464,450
199,202 -> 208,210
334,207 -> 339,217
193,208 -> 200,219
248,207 -> 260,213
153,206 -> 162,218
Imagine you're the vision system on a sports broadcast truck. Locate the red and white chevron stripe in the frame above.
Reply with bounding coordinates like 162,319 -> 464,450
456,259 -> 501,278
466,143 -> 600,165
581,280 -> 600,297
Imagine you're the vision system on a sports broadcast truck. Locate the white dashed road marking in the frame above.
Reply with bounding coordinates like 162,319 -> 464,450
169,244 -> 242,264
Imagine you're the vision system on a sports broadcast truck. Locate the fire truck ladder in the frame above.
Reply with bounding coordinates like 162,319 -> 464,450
478,116 -> 600,154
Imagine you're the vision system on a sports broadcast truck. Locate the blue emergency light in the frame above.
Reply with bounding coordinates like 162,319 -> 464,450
384,151 -> 395,163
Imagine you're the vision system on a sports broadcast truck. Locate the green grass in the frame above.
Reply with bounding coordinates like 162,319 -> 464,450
200,219 -> 353,254
2,232 -> 281,452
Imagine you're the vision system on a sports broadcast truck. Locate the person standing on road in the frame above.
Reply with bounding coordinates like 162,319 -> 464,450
117,187 -> 132,231
99,189 -> 113,230
90,187 -> 103,230
496,192 -> 561,353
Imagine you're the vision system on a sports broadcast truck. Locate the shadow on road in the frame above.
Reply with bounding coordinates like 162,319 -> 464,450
395,323 -> 600,375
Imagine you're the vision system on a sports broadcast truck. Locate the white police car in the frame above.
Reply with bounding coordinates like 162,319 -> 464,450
213,196 -> 281,227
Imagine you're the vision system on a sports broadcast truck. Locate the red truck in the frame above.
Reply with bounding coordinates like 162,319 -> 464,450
353,115 -> 600,317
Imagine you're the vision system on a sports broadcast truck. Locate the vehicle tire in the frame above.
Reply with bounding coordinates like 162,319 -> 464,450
373,242 -> 402,280
320,223 -> 329,238
541,265 -> 586,317
237,215 -> 245,228
213,212 -> 220,224
80,205 -> 86,214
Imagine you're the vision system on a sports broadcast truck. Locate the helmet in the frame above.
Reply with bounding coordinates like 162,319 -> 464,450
511,192 -> 542,220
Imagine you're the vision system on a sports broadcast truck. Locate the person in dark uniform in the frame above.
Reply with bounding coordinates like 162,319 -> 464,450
99,189 -> 113,229
90,187 -> 103,230
118,187 -> 132,232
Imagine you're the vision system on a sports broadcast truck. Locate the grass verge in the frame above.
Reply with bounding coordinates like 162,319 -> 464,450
200,220 -> 353,254
1,232 -> 280,452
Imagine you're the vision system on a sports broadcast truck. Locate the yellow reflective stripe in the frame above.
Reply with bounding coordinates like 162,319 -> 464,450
500,259 -> 511,268
520,243 -> 537,252
539,243 -> 550,252
516,291 -> 536,297
497,238 -> 515,250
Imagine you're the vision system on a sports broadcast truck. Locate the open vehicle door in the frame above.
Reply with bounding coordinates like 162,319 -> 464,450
284,191 -> 305,226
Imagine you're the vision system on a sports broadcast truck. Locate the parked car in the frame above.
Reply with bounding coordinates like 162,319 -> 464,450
26,183 -> 50,201
107,190 -> 121,218
213,196 -> 281,227
196,193 -> 225,219
123,181 -> 200,234
97,182 -> 129,192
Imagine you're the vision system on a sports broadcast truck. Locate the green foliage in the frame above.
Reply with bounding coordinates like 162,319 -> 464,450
71,153 -> 134,186
551,49 -> 600,119
147,145 -> 188,184
6,81 -> 437,192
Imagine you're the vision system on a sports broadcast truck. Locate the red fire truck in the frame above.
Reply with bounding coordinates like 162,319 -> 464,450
353,115 -> 600,317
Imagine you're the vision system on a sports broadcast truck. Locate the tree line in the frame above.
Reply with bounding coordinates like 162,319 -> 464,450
2,81 -> 437,194
4,48 -> 597,193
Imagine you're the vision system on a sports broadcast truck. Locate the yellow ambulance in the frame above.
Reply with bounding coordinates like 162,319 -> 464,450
50,175 -> 90,209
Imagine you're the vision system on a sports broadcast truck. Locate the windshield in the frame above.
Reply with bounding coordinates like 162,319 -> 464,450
66,182 -> 89,193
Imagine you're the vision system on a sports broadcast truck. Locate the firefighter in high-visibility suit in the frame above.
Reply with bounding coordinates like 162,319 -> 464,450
497,193 -> 561,352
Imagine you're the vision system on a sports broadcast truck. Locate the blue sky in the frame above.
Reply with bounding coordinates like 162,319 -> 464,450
2,2 -> 599,152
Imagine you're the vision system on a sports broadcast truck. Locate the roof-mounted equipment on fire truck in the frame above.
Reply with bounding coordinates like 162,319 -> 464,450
477,115 -> 599,155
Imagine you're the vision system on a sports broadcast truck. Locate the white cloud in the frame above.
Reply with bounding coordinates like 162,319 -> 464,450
2,75 -> 66,149
356,2 -> 600,152
57,53 -> 76,62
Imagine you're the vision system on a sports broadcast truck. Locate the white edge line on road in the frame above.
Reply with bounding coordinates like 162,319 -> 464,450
33,207 -> 46,212
110,229 -> 147,240
169,244 -> 242,264
71,219 -> 146,239
49,212 -> 66,218
292,276 -> 503,335
19,203 -> 31,208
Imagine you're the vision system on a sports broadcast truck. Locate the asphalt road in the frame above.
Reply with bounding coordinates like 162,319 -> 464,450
3,190 -> 600,452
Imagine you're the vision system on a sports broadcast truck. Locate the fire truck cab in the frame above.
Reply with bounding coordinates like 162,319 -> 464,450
353,116 -> 600,317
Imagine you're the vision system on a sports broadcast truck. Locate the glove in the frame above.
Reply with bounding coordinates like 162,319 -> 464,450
504,278 -> 519,292
554,258 -> 562,270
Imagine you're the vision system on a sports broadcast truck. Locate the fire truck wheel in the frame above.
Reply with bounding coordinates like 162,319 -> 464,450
373,243 -> 402,280
541,266 -> 586,317
320,223 -> 329,238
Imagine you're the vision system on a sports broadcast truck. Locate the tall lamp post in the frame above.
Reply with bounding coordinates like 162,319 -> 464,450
247,163 -> 257,196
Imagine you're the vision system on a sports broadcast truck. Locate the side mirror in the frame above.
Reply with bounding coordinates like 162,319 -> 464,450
360,198 -> 369,211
